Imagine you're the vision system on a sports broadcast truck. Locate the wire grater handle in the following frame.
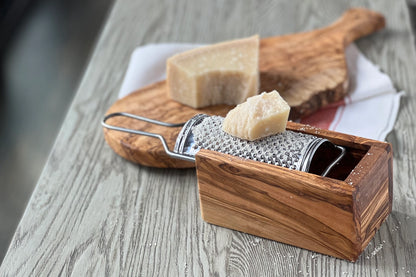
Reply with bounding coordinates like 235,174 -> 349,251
102,112 -> 196,163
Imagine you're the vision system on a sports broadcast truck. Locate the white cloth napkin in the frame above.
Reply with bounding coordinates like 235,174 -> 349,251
118,43 -> 403,141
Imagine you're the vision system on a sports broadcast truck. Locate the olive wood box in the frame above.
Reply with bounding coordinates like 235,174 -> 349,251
103,88 -> 392,261
194,121 -> 392,261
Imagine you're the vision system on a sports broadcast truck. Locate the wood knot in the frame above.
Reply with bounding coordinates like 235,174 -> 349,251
219,163 -> 241,175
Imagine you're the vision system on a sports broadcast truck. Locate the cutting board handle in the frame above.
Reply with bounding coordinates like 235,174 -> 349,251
329,8 -> 385,45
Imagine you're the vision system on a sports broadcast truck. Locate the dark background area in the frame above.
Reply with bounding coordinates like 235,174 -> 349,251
0,0 -> 113,263
1,0 -> 416,266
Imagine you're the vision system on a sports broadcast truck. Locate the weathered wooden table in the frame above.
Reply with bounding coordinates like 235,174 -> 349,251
1,0 -> 415,276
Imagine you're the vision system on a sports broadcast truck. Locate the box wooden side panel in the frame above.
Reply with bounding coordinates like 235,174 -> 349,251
351,144 -> 393,251
287,121 -> 388,151
196,149 -> 360,261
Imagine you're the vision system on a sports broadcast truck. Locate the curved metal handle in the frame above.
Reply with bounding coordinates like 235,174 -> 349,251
102,112 -> 195,163
321,145 -> 346,177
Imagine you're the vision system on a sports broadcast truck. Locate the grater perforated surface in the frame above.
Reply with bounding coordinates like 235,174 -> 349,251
191,116 -> 320,170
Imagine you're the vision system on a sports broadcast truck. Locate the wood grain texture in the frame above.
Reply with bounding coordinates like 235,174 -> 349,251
260,8 -> 385,119
196,149 -> 358,260
195,127 -> 392,261
1,0 -> 415,276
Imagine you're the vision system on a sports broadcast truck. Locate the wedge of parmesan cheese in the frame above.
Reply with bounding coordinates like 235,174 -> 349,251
167,35 -> 259,108
222,90 -> 290,141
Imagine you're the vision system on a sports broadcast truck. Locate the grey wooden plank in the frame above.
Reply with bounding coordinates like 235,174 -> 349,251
0,0 -> 415,276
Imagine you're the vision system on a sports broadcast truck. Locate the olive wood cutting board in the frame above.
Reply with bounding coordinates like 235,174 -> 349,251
103,8 -> 385,168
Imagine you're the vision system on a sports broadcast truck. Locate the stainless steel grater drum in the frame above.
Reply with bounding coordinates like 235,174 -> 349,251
174,114 -> 345,177
102,112 -> 345,176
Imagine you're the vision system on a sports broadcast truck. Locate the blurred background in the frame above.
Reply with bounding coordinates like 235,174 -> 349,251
0,0 -> 113,262
1,0 -> 416,266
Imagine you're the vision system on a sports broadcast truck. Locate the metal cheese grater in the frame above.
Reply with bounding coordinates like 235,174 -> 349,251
102,112 -> 345,176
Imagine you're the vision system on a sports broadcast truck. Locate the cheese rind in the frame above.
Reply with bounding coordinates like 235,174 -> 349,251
222,90 -> 290,141
167,35 -> 259,108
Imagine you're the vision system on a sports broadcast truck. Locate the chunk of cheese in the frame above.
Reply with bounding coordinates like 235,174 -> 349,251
167,35 -> 259,108
222,90 -> 290,141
